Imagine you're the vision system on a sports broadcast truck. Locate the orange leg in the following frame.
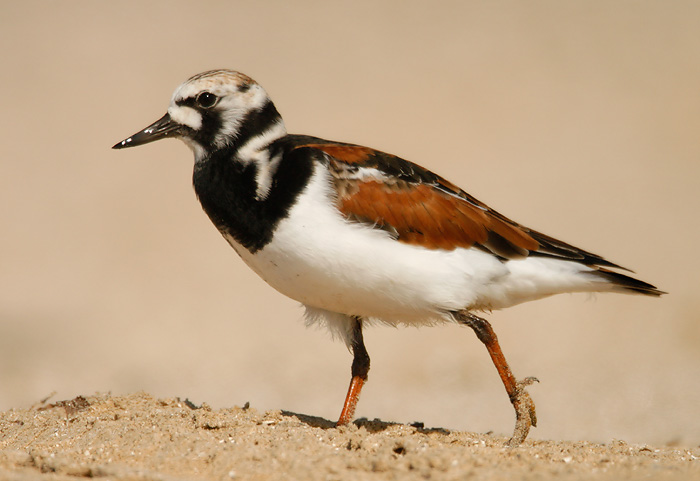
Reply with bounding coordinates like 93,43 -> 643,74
337,317 -> 370,426
456,312 -> 538,446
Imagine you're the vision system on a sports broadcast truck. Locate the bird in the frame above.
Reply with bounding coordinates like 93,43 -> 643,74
113,69 -> 663,446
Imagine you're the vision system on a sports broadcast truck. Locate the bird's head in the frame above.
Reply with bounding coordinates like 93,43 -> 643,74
113,70 -> 285,161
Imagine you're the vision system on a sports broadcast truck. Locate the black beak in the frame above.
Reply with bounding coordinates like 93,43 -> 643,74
112,113 -> 181,149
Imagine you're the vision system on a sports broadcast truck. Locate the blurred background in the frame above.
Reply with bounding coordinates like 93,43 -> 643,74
1,1 -> 698,446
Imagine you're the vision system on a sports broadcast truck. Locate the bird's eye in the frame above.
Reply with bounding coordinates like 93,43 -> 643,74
196,92 -> 218,109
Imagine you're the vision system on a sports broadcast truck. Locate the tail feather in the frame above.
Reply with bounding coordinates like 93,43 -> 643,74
594,267 -> 665,297
523,229 -> 665,297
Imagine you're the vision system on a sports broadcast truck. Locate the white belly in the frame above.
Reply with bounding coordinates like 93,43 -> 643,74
224,164 -> 505,324
224,164 -> 609,327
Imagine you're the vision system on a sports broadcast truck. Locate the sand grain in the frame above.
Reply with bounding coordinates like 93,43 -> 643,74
1,393 -> 697,481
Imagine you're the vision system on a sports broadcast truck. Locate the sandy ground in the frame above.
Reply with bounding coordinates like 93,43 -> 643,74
1,392 -> 698,481
1,1 -> 700,479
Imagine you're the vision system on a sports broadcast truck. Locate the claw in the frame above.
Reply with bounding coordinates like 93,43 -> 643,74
506,377 -> 539,447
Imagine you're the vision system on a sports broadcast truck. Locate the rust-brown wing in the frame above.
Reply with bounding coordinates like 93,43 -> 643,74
287,139 -> 630,267
285,138 -> 662,295
339,179 -> 545,256
299,142 -> 540,258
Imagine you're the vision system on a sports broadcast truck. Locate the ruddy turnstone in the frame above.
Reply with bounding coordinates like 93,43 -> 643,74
113,69 -> 663,446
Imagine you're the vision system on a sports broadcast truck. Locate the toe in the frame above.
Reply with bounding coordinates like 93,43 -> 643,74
506,377 -> 539,446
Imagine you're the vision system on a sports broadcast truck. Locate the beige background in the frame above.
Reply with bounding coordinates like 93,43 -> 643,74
1,1 -> 698,446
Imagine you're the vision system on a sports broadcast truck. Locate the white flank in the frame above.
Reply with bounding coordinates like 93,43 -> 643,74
222,163 -> 619,344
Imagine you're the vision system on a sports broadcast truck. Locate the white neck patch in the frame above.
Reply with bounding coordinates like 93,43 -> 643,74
235,119 -> 288,200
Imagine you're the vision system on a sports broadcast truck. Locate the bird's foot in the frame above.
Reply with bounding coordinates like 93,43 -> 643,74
506,376 -> 539,447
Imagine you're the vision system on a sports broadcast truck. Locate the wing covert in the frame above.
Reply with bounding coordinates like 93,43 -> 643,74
288,140 -> 626,268
295,142 -> 539,258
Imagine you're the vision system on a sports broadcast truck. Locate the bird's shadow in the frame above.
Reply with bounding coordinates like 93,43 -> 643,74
280,410 -> 450,435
